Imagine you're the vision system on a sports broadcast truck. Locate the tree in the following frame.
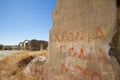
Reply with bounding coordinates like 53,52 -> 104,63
0,44 -> 3,50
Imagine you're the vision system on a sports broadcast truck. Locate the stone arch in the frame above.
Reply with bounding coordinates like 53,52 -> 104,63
25,41 -> 31,50
18,42 -> 23,50
22,40 -> 30,50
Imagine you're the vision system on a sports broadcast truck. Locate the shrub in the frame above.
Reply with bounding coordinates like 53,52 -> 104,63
0,44 -> 3,50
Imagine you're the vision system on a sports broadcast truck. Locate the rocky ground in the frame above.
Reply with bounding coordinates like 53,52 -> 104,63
0,50 -> 48,80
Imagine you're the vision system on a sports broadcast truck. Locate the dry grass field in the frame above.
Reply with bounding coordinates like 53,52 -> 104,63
0,50 -> 47,80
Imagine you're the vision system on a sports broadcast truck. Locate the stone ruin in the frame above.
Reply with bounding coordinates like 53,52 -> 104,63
18,39 -> 48,51
44,0 -> 120,80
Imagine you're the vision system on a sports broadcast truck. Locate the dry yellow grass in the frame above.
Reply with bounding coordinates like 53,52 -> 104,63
0,51 -> 47,68
0,50 -> 47,80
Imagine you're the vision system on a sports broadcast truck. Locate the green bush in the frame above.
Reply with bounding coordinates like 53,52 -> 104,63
0,44 -> 3,50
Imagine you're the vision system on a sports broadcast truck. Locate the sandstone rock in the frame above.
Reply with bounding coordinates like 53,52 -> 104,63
46,0 -> 119,80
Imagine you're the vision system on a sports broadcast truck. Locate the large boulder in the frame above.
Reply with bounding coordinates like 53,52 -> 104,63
45,0 -> 119,80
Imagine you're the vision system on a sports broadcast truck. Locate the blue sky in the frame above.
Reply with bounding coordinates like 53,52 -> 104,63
0,0 -> 56,45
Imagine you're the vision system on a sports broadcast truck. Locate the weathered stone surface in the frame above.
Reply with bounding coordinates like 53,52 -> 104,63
45,0 -> 119,80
